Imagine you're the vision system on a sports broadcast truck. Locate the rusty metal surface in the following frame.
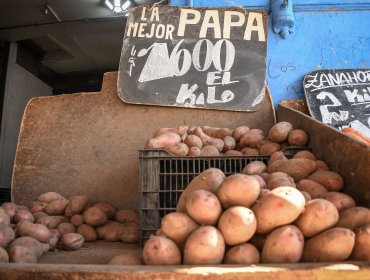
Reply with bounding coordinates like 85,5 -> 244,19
12,72 -> 276,209
278,103 -> 370,207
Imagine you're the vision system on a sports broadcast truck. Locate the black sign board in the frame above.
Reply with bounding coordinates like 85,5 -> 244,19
304,69 -> 370,137
118,6 -> 267,111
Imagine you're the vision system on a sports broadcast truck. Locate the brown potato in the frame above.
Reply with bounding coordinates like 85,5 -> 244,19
336,207 -> 370,229
224,243 -> 260,264
257,189 -> 271,200
184,134 -> 202,149
13,210 -> 34,224
61,233 -> 84,251
223,136 -> 236,152
217,174 -> 260,209
153,126 -> 189,138
269,122 -> 293,143
224,150 -> 243,156
92,203 -> 117,219
115,209 -> 139,224
295,199 -> 339,237
176,168 -> 225,213
96,221 -> 121,240
164,143 -> 189,157
48,229 -> 60,250
36,215 -> 68,229
145,132 -> 181,149
200,145 -> 220,156
143,235 -> 181,265
267,176 -> 296,190
119,224 -> 139,244
232,126 -> 250,141
77,224 -> 97,242
183,226 -> 225,265
83,206 -> 108,227
252,186 -> 305,234
288,129 -> 309,146
316,160 -> 330,170
302,227 -> 355,262
262,225 -> 304,263
38,192 -> 66,203
8,245 -> 37,263
1,202 -> 17,221
0,208 -> 10,227
70,214 -> 84,227
251,174 -> 267,189
307,170 -> 344,191
17,221 -> 51,242
29,202 -> 47,213
64,195 -> 89,217
218,206 -> 256,245
202,126 -> 231,139
33,211 -> 48,220
267,171 -> 291,182
194,127 -> 224,152
9,236 -> 44,257
301,191 -> 312,202
45,199 -> 69,216
56,222 -> 76,237
293,151 -> 316,160
272,158 -> 317,182
320,192 -> 356,212
296,179 -> 328,198
0,226 -> 15,247
242,161 -> 267,175
104,223 -> 126,242
259,141 -> 281,155
188,146 -> 201,156
185,190 -> 222,225
108,253 -> 144,265
0,247 -> 9,263
350,224 -> 370,261
240,129 -> 264,148
241,147 -> 259,156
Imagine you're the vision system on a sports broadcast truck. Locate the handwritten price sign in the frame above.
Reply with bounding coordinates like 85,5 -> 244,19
118,6 -> 267,111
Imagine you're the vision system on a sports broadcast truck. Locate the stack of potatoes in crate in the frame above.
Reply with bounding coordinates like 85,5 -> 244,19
141,122 -> 370,265
0,193 -> 138,263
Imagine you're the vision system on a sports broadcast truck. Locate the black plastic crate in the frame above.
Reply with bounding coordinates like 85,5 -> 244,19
138,147 -> 310,247
0,188 -> 11,204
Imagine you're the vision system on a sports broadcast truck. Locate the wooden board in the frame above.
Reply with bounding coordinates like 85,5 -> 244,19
304,69 -> 370,137
12,71 -> 276,209
118,6 -> 267,111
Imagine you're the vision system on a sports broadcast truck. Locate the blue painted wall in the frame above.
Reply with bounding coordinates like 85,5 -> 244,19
170,1 -> 370,106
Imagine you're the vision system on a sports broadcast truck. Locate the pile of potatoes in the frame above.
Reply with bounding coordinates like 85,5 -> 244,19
0,192 -> 139,263
145,122 -> 308,156
142,122 -> 370,265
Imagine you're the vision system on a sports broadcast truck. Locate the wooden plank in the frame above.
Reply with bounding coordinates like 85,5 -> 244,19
12,72 -> 276,209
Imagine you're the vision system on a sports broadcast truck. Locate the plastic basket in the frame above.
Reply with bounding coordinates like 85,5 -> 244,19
138,147 -> 310,247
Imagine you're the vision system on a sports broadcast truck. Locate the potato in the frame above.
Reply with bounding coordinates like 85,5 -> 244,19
77,224 -> 97,242
202,126 -> 231,139
17,221 -> 51,242
115,209 -> 139,224
64,195 -> 89,217
293,151 -> 316,161
0,207 -> 10,227
319,192 -> 356,212
0,226 -> 15,247
185,190 -> 222,225
316,160 -> 330,170
145,132 -> 181,149
119,224 -> 139,244
217,174 -> 260,209
108,253 -> 144,265
48,229 -> 60,250
8,245 -> 37,263
143,235 -> 181,265
295,199 -> 339,237
1,202 -> 17,221
160,212 -> 198,248
224,150 -> 243,156
249,233 -> 267,251
104,223 -> 126,242
153,126 -> 189,138
267,176 -> 296,190
259,141 -> 281,155
83,206 -> 108,227
13,209 -> 34,224
241,147 -> 259,156
40,242 -> 50,253
33,211 -> 48,220
302,227 -> 355,262
56,222 -> 75,237
184,134 -> 202,149
218,206 -> 256,245
223,136 -> 236,152
242,161 -> 267,175
45,199 -> 69,216
0,247 -> 9,263
61,233 -> 84,251
307,170 -> 344,191
296,179 -> 328,198
272,158 -> 317,182
177,168 -> 225,213
183,226 -> 225,265
70,214 -> 84,227
350,224 -> 370,261
262,225 -> 304,263
164,143 -> 189,157
194,127 -> 224,152
92,203 -> 117,219
252,186 -> 305,234
336,207 -> 370,229
29,202 -> 47,213
301,191 -> 312,202
251,174 -> 267,189
188,146 -> 201,156
96,221 -> 120,240
240,129 -> 264,148
10,236 -> 44,257
268,151 -> 287,167
266,171 -> 290,182
232,126 -> 249,141
200,145 -> 220,156
38,192 -> 66,203
258,189 -> 271,200
36,215 -> 68,229
288,129 -> 309,146
269,121 -> 293,143
224,243 -> 260,264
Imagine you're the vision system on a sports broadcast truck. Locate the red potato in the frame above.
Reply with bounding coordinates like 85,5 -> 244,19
239,129 -> 264,148
1,202 -> 17,221
83,206 -> 108,227
267,176 -> 296,190
288,129 -> 309,146
242,161 -> 267,175
188,146 -> 201,156
176,168 -> 225,213
202,126 -> 231,139
224,243 -> 260,264
194,127 -> 224,152
223,136 -> 236,152
241,147 -> 260,156
143,235 -> 181,265
36,215 -> 68,229
336,207 -> 370,229
351,224 -> 370,261
296,179 -> 328,198
259,141 -> 281,155
64,195 -> 89,217
218,206 -> 256,245
33,211 -> 48,220
29,202 -> 47,213
61,233 -> 84,251
145,132 -> 181,149
45,199 -> 69,215
70,214 -> 84,227
8,245 -> 37,263
271,158 -> 317,182
17,221 -> 51,242
262,225 -> 304,263
224,150 -> 243,156
232,126 -> 250,141
268,151 -> 287,167
316,160 -> 330,170
200,145 -> 220,156
96,221 -> 123,240
260,172 -> 270,182
319,192 -> 356,212
268,121 -> 293,143
92,203 -> 117,219
185,190 -> 222,225
13,210 -> 34,224
258,189 -> 271,200
184,134 -> 202,149
9,236 -> 44,258
217,174 -> 260,209
183,226 -> 225,265
164,143 -> 189,157
119,224 -> 139,243
293,151 -> 316,161
48,229 -> 60,250
108,253 -> 144,265
56,223 -> 76,237
252,174 -> 267,189
0,226 -> 15,247
153,126 -> 189,138
38,192 -> 66,203
0,208 -> 10,227
307,170 -> 344,192
0,247 -> 9,263
115,209 -> 139,224
77,224 -> 97,242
